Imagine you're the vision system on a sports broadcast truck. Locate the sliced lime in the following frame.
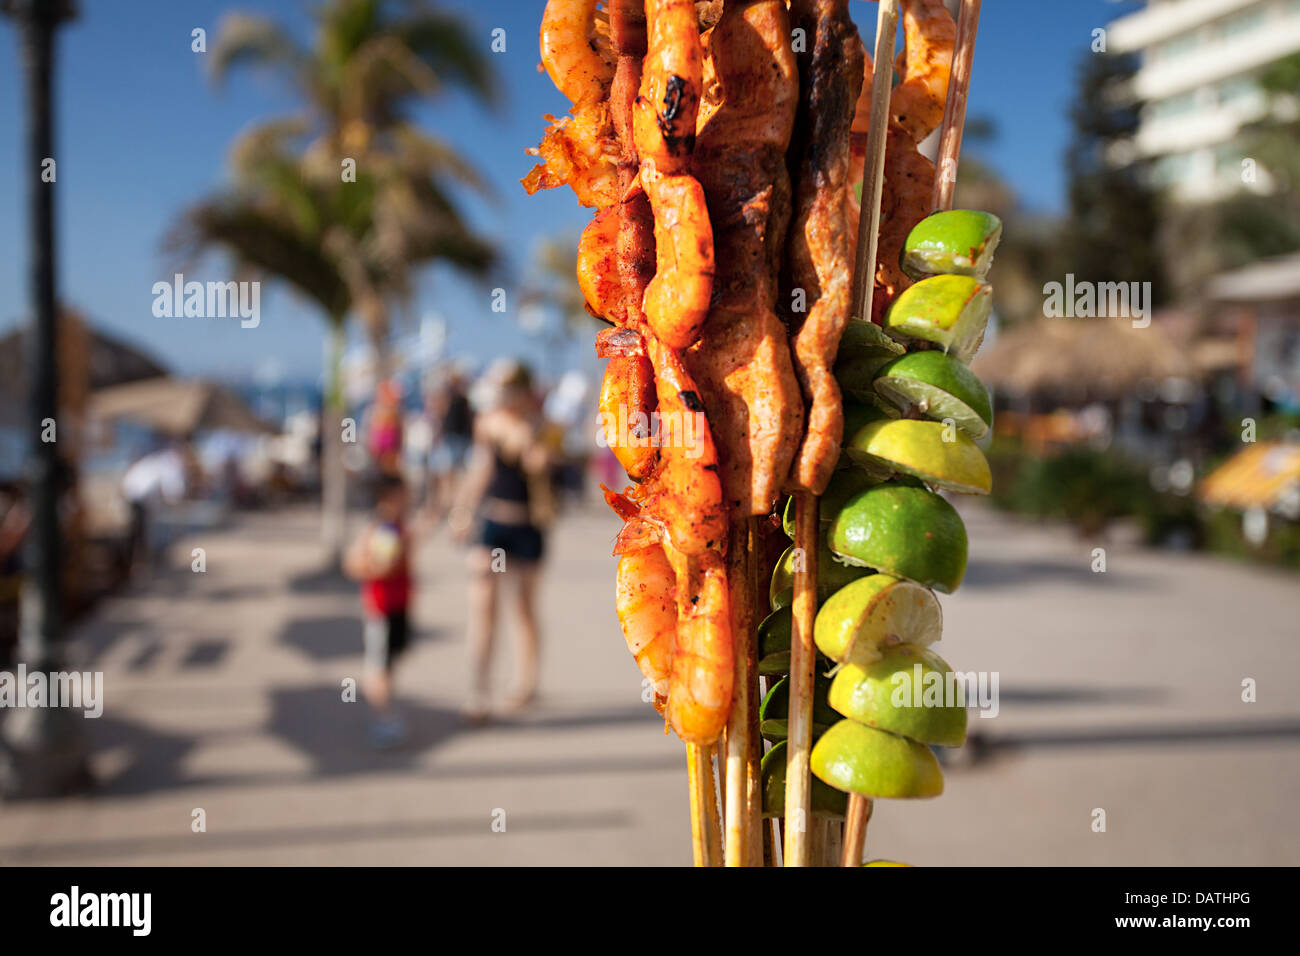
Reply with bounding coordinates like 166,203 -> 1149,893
828,645 -> 968,747
814,574 -> 942,666
845,419 -> 991,494
828,483 -> 968,593
901,209 -> 1003,280
885,274 -> 992,362
811,719 -> 944,798
872,350 -> 993,439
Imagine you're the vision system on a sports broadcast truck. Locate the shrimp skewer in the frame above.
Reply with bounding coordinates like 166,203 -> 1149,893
785,0 -> 865,494
663,541 -> 734,744
540,0 -> 615,107
525,1 -> 621,208
615,543 -> 676,708
634,0 -> 714,350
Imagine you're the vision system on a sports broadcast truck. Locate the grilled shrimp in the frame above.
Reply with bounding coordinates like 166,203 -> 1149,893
526,2 -> 621,208
640,168 -> 714,349
578,207 -> 622,320
540,0 -> 616,106
599,353 -> 659,481
663,542 -> 734,744
643,334 -> 726,555
633,0 -> 714,351
634,0 -> 703,174
891,0 -> 955,145
597,326 -> 726,555
615,544 -> 676,708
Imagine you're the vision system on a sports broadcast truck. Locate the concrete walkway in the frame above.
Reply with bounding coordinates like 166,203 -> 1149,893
0,499 -> 1296,865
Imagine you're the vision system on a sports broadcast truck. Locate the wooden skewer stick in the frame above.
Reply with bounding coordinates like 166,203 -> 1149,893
724,524 -> 754,866
782,492 -> 819,866
844,0 -> 984,868
688,741 -> 723,866
931,0 -> 982,214
839,0 -> 900,868
746,518 -> 765,863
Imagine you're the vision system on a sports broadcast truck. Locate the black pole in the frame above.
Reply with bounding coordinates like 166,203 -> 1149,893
0,0 -> 87,799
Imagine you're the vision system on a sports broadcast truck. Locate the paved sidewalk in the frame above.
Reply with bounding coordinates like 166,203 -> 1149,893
0,500 -> 1296,865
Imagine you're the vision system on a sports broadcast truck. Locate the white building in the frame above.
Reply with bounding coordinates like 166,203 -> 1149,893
1108,0 -> 1300,200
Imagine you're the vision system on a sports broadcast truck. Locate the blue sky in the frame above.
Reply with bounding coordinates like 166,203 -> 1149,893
0,0 -> 1141,385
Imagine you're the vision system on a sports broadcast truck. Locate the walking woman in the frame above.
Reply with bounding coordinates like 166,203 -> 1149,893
448,361 -> 554,723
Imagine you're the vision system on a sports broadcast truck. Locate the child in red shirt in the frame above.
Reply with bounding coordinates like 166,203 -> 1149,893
345,473 -> 413,747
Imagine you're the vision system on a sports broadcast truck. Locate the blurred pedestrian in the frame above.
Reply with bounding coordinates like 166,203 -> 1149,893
120,440 -> 192,575
344,473 -> 414,748
367,379 -> 404,477
425,369 -> 474,521
448,361 -> 553,723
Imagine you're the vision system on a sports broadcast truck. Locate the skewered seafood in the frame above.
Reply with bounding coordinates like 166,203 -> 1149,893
684,0 -> 804,517
784,0 -> 865,494
635,0 -> 714,350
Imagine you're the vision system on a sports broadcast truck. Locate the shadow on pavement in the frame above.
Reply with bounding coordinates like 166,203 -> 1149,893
962,556 -> 1159,591
995,685 -> 1168,706
287,564 -> 354,596
0,809 -> 634,863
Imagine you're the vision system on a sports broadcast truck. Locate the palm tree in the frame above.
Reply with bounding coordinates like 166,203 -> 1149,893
171,0 -> 498,560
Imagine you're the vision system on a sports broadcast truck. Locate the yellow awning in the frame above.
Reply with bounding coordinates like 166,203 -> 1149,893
1198,442 -> 1300,512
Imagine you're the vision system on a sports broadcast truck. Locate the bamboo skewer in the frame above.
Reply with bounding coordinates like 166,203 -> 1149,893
688,741 -> 723,866
839,0 -> 900,868
746,517 -> 765,862
931,0 -> 982,214
783,491 -> 819,866
724,525 -> 754,866
840,0 -> 983,868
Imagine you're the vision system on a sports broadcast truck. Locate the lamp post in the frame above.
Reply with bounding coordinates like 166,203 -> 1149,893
0,0 -> 88,798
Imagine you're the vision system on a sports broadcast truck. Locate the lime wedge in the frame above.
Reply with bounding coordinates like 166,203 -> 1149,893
759,673 -> 837,741
828,645 -> 968,747
770,539 -> 874,612
835,353 -> 900,405
845,419 -> 991,494
758,606 -> 793,675
885,274 -> 992,362
811,719 -> 944,798
762,740 -> 850,819
901,209 -> 1002,280
781,468 -> 881,539
872,350 -> 993,439
815,574 -> 942,666
838,318 -> 906,357
828,483 -> 968,593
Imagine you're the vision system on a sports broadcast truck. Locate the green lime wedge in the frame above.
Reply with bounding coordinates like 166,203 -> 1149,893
845,419 -> 991,494
781,469 -> 881,539
811,719 -> 944,798
838,319 -> 906,357
872,350 -> 993,439
828,645 -> 968,747
758,606 -> 792,675
814,574 -> 942,666
901,209 -> 1002,280
759,673 -> 838,742
770,539 -> 875,612
885,274 -> 992,362
758,606 -> 833,677
835,353 -> 899,404
762,740 -> 850,819
828,483 -> 968,593
863,860 -> 911,867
